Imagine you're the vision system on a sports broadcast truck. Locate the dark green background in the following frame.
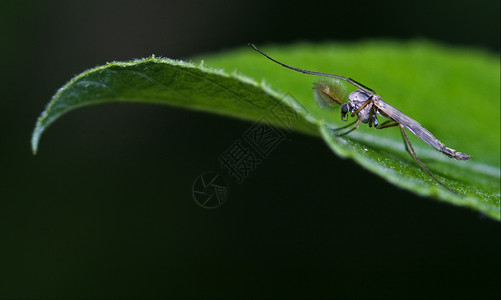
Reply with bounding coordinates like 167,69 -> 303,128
1,1 -> 499,298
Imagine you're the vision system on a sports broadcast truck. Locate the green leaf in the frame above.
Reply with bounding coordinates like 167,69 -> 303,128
32,40 -> 500,220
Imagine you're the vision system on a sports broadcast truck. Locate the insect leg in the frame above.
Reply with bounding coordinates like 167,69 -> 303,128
399,125 -> 455,193
331,120 -> 358,132
376,120 -> 399,129
368,106 -> 378,128
336,118 -> 363,136
337,102 -> 374,136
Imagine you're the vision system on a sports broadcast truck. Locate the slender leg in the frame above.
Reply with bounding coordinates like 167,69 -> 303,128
335,102 -> 374,136
332,120 -> 357,132
336,117 -> 363,136
368,107 -> 374,128
399,125 -> 455,193
368,106 -> 379,128
376,120 -> 399,130
330,119 -> 362,137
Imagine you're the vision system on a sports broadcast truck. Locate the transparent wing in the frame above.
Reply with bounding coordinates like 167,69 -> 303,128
375,100 -> 444,152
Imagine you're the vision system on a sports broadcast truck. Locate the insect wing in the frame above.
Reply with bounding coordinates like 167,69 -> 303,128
376,100 -> 444,152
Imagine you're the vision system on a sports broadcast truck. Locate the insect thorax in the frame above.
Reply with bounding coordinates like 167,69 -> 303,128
347,90 -> 382,125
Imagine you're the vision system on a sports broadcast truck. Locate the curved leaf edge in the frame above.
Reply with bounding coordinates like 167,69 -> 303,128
31,55 -> 500,221
31,56 -> 318,154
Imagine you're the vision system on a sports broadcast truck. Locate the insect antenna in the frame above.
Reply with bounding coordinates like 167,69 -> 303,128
249,43 -> 375,96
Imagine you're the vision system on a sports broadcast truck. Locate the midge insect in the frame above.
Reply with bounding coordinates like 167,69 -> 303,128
250,44 -> 471,191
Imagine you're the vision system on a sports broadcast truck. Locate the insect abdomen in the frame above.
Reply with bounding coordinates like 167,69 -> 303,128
442,147 -> 471,160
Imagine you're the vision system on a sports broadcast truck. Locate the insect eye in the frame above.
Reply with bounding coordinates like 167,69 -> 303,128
341,103 -> 350,114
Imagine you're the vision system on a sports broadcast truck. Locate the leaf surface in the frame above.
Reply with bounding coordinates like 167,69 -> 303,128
32,41 -> 501,220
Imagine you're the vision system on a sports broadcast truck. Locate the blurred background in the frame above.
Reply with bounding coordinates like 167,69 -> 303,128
1,0 -> 499,298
